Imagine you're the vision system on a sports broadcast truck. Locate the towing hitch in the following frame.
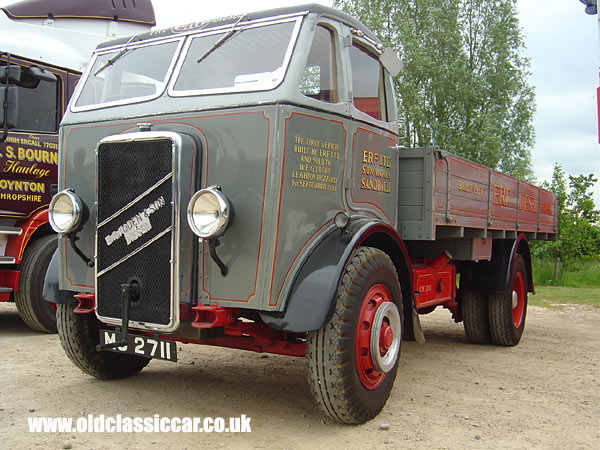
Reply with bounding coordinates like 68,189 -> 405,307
96,282 -> 139,351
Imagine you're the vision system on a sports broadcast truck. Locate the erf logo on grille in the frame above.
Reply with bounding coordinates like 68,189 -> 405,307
104,196 -> 166,246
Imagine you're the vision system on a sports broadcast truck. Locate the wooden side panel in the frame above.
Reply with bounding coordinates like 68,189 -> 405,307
398,148 -> 558,241
436,155 -> 489,229
489,171 -> 518,229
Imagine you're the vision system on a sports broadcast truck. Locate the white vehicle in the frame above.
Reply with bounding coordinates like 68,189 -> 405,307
0,0 -> 155,332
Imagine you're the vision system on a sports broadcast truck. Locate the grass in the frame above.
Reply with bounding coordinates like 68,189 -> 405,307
530,286 -> 600,309
531,258 -> 599,308
532,257 -> 600,287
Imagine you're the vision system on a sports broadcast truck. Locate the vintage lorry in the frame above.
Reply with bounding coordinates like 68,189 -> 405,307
0,0 -> 155,332
46,4 -> 557,423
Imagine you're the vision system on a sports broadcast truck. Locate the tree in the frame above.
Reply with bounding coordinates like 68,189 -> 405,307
334,0 -> 535,179
563,173 -> 600,259
535,163 -> 600,261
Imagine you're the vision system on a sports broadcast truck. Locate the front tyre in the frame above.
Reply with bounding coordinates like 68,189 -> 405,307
488,254 -> 528,346
56,303 -> 149,379
14,234 -> 58,333
306,247 -> 403,424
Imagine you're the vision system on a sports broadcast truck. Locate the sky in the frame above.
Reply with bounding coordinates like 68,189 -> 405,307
2,0 -> 599,205
516,0 -> 600,206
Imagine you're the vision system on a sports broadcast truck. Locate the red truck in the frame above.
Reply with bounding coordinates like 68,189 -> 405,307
0,0 -> 155,332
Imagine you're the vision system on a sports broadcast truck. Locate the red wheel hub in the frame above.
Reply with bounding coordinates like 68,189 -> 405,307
355,284 -> 391,390
380,322 -> 394,352
512,272 -> 525,328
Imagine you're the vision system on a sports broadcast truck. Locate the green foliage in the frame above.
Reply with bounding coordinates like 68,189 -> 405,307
532,163 -> 600,262
334,0 -> 535,179
533,257 -> 600,287
532,258 -> 557,286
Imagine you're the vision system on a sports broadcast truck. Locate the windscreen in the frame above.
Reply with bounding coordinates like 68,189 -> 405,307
74,40 -> 181,110
172,19 -> 299,95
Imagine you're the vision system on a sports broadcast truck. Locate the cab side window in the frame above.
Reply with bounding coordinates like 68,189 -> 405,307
0,61 -> 60,133
15,67 -> 59,133
349,44 -> 385,121
300,25 -> 338,103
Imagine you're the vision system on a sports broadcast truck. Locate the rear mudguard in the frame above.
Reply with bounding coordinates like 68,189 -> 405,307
43,249 -> 77,304
509,234 -> 535,294
260,219 -> 425,343
459,233 -> 534,294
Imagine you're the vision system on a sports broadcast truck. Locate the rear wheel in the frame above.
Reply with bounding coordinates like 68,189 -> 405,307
462,291 -> 491,344
14,234 -> 58,333
56,303 -> 149,379
488,254 -> 528,346
306,247 -> 403,424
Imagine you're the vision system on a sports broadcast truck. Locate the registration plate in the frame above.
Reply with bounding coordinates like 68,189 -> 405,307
99,330 -> 177,362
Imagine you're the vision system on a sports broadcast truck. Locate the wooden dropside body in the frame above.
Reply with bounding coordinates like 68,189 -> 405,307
397,147 -> 558,242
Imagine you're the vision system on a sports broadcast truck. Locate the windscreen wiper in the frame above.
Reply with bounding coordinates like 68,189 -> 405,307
94,35 -> 141,77
196,14 -> 247,64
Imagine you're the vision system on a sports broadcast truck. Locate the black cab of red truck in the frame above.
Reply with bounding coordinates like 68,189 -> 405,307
0,0 -> 155,332
46,4 -> 557,423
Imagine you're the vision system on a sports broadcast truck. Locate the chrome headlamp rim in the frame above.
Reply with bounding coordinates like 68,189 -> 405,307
48,189 -> 83,234
186,186 -> 231,238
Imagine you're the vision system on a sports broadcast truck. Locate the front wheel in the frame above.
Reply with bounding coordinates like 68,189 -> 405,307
488,254 -> 528,346
306,247 -> 403,424
14,234 -> 58,333
57,303 -> 149,379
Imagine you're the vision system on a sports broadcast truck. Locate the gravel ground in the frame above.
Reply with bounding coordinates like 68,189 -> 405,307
0,300 -> 598,450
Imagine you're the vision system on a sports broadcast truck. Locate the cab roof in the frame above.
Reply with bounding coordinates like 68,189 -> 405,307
1,0 -> 155,26
97,3 -> 379,49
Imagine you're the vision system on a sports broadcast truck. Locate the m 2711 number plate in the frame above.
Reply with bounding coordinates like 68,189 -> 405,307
99,330 -> 177,362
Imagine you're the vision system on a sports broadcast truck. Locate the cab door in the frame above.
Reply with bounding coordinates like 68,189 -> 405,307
343,31 -> 399,228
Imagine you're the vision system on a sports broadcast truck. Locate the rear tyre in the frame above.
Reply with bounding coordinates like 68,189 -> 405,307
14,234 -> 58,333
488,254 -> 528,346
56,303 -> 149,379
462,291 -> 491,344
306,247 -> 403,424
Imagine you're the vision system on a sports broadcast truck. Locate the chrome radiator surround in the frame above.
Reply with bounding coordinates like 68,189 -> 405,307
95,131 -> 182,332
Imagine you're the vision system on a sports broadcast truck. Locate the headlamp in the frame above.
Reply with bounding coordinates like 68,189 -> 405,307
187,186 -> 231,238
48,189 -> 84,234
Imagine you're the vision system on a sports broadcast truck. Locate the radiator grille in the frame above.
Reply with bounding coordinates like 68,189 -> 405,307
97,139 -> 172,223
97,232 -> 172,325
96,138 -> 174,327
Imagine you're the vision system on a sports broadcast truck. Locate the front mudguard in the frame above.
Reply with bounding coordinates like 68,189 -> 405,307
260,219 -> 424,343
43,249 -> 77,304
